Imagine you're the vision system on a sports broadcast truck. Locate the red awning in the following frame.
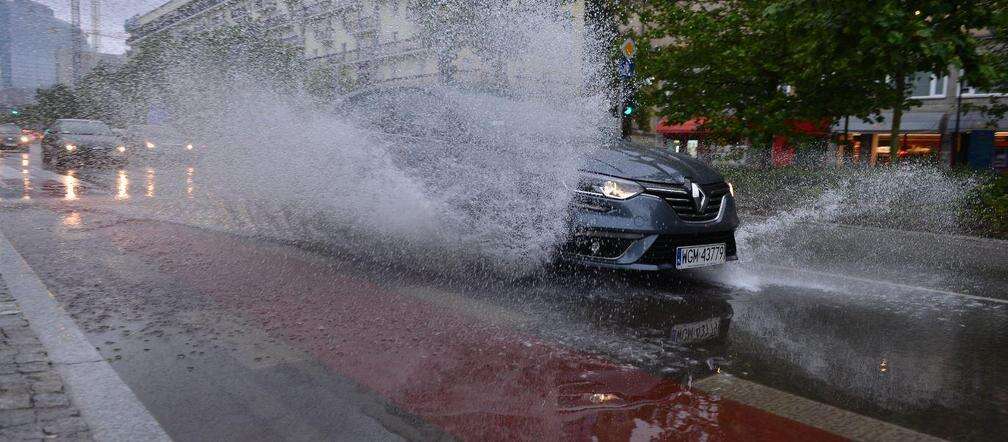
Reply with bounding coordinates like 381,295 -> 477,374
656,118 -> 707,135
786,119 -> 831,136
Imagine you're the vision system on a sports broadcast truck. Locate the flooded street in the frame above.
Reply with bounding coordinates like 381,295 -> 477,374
2,145 -> 1005,441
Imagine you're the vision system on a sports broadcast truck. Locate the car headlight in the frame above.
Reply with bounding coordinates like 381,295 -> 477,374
185,143 -> 194,150
65,144 -> 77,152
728,182 -> 735,197
145,141 -> 155,149
576,172 -> 643,200
117,145 -> 126,152
19,135 -> 30,143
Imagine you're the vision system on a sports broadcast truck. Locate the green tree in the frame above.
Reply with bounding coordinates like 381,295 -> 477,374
797,1 -> 1003,163
31,84 -> 81,126
626,1 -> 1005,163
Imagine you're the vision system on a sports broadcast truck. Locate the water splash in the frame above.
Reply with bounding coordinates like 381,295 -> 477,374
110,2 -> 613,276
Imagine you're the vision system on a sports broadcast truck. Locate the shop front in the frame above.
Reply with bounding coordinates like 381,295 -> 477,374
833,112 -> 947,166
655,118 -> 830,166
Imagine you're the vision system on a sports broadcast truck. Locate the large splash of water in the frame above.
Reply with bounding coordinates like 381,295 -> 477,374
115,2 -> 614,275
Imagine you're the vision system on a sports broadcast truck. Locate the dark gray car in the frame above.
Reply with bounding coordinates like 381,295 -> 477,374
561,141 -> 739,271
1,123 -> 29,150
42,119 -> 126,166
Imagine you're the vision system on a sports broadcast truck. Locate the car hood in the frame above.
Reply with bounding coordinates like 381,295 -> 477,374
60,134 -> 119,146
583,142 -> 724,185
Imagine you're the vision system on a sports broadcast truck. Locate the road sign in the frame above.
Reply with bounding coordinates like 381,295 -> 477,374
617,58 -> 635,78
621,38 -> 637,59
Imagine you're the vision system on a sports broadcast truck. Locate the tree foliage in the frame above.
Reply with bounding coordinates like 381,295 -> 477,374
625,0 -> 1008,157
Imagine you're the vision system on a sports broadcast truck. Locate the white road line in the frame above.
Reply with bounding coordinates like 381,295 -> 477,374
694,373 -> 946,442
750,263 -> 1008,305
0,230 -> 171,442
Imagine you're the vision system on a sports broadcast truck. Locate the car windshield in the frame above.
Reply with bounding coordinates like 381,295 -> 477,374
59,121 -> 112,135
0,123 -> 20,134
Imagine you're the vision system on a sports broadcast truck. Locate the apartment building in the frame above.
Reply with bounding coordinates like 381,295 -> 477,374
125,0 -> 587,94
835,70 -> 1008,171
0,0 -> 85,90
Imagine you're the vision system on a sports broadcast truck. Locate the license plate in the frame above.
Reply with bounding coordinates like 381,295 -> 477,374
675,243 -> 726,269
671,317 -> 721,343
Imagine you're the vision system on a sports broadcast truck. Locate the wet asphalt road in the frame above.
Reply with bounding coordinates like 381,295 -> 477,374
1,145 -> 1006,441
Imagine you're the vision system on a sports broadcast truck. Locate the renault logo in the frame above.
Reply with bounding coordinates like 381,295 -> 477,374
690,182 -> 707,213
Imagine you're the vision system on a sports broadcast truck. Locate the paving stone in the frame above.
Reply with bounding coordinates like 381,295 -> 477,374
32,393 -> 69,408
0,423 -> 46,439
13,353 -> 46,364
34,406 -> 79,422
16,362 -> 49,374
50,432 -> 93,441
42,416 -> 89,435
0,373 -> 26,385
0,317 -> 27,329
0,277 -> 91,439
30,379 -> 63,394
0,408 -> 34,426
0,391 -> 31,410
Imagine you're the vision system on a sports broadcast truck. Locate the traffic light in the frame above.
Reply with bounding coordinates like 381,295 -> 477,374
623,102 -> 635,116
9,108 -> 18,116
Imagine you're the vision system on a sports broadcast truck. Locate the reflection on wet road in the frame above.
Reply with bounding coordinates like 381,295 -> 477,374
1,145 -> 1006,440
0,146 -> 197,202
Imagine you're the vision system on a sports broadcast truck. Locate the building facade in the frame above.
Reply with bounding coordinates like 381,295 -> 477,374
0,0 -> 84,90
125,0 -> 586,94
834,70 -> 1008,171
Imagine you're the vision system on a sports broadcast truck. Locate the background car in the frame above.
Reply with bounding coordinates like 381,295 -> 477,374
1,123 -> 32,150
123,124 -> 200,162
41,119 -> 126,166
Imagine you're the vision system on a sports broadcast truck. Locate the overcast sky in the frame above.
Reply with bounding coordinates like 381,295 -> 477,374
35,0 -> 168,54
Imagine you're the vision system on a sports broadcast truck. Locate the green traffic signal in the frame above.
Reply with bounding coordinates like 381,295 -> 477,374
9,109 -> 18,116
623,105 -> 634,116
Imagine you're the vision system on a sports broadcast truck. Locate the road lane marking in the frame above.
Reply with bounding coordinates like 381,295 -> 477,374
0,229 -> 171,442
694,373 -> 945,442
747,263 -> 1008,305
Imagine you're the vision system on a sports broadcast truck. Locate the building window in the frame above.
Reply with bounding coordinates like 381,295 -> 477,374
909,72 -> 947,98
960,74 -> 1007,97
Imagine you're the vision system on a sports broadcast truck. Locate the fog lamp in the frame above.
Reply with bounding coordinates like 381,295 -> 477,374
186,143 -> 194,150
65,144 -> 76,152
117,145 -> 126,152
146,141 -> 155,149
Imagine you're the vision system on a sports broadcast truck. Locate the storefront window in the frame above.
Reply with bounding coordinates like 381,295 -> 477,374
994,132 -> 1008,173
876,134 -> 941,162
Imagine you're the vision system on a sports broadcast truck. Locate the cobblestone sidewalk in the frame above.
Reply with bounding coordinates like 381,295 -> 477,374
0,275 -> 92,441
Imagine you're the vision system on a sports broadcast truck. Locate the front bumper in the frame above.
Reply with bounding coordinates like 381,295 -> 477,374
57,146 -> 125,162
560,189 -> 740,271
2,138 -> 26,149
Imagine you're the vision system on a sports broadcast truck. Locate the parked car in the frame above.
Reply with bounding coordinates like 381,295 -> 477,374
560,140 -> 740,270
1,123 -> 31,150
41,119 -> 126,166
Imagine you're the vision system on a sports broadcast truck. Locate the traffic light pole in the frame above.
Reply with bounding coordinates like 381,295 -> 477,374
620,80 -> 630,139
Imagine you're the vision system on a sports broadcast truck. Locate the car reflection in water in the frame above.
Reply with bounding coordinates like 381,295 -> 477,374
482,271 -> 735,383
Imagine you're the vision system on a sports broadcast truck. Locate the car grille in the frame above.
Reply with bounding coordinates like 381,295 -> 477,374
644,182 -> 729,222
637,231 -> 737,265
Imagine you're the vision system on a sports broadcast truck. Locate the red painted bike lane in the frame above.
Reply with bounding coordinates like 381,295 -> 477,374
108,221 -> 844,441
